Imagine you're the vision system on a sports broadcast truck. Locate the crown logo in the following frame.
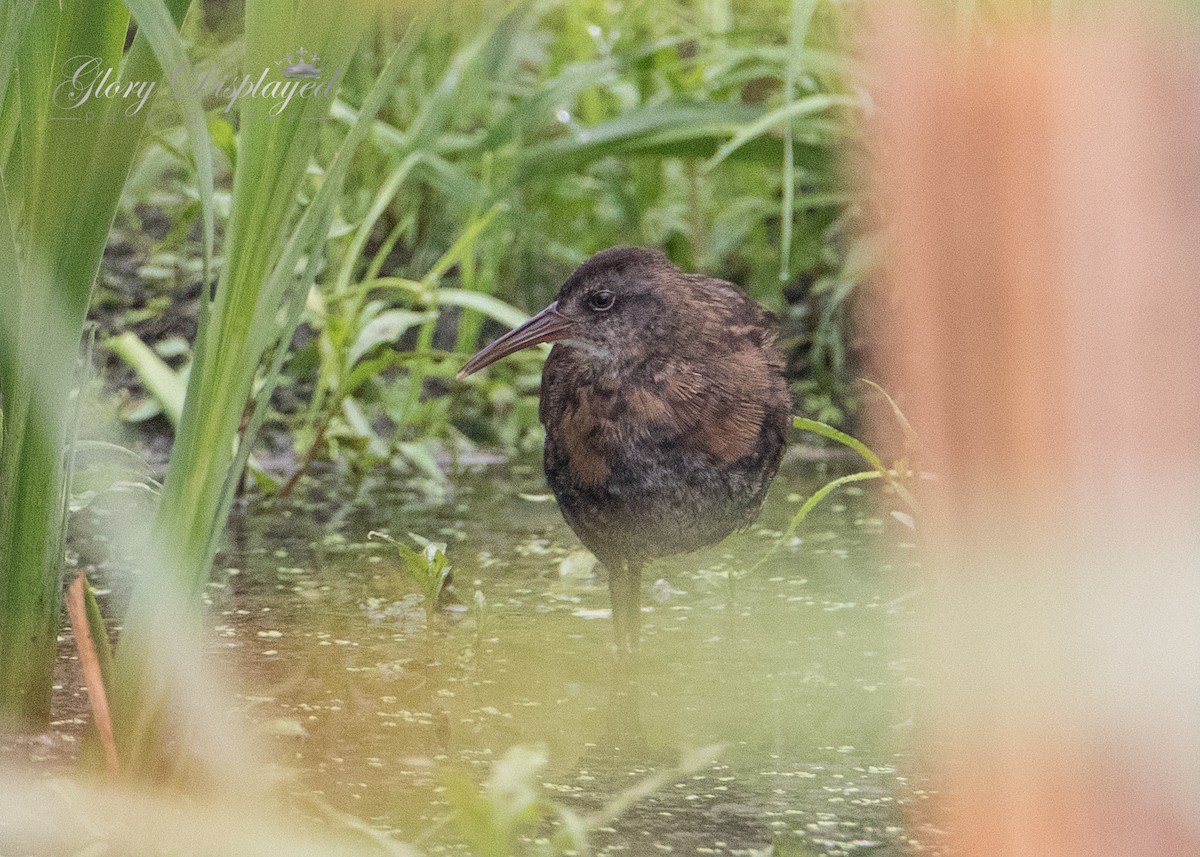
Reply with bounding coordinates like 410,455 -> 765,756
276,47 -> 322,79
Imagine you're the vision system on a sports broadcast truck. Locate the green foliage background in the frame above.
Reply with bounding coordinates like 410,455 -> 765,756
103,0 -> 869,483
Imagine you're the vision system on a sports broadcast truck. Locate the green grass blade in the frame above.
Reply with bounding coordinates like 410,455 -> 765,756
0,174 -> 19,396
218,20 -> 431,559
518,102 -> 767,176
793,416 -> 887,474
704,94 -> 855,172
120,0 -> 215,288
434,289 -> 530,329
747,470 -> 881,578
779,0 -> 821,284
332,152 -> 423,296
108,332 -> 188,427
0,0 -> 37,108
786,470 -> 880,538
420,202 -> 506,287
861,378 -> 923,452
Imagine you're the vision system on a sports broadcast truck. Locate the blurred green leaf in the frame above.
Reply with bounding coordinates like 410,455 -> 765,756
109,332 -> 188,427
705,93 -> 856,171
348,309 -> 432,366
519,101 -> 771,175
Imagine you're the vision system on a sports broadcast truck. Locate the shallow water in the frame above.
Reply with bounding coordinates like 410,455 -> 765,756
197,458 -> 932,855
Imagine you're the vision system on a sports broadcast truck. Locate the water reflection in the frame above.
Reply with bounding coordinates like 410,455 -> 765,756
599,665 -> 647,759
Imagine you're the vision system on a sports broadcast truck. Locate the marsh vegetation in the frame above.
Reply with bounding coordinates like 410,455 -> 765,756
0,0 -> 1066,854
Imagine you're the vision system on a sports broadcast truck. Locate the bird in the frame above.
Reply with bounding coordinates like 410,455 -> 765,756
457,246 -> 791,656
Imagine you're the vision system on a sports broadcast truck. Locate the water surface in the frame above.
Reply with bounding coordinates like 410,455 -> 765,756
204,458 -> 931,855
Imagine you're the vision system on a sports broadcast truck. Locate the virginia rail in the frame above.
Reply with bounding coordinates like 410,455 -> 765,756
458,247 -> 791,654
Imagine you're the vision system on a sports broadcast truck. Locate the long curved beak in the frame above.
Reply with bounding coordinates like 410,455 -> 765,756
456,301 -> 574,379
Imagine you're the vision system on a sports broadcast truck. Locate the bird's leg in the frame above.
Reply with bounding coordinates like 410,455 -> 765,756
609,560 -> 643,659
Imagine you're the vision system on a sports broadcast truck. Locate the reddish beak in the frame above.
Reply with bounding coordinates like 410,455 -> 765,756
456,301 -> 574,379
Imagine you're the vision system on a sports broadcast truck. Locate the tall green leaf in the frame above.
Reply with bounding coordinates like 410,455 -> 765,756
0,0 -> 198,728
106,6 -> 424,776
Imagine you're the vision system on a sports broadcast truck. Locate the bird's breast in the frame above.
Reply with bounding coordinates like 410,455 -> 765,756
549,373 -> 771,491
557,391 -> 613,487
541,342 -> 790,564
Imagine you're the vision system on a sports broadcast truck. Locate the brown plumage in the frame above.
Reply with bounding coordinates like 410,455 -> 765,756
459,246 -> 791,654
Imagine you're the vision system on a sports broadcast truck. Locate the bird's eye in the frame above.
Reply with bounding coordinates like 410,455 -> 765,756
588,290 -> 616,312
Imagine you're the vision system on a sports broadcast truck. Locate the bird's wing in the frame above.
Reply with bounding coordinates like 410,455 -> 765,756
658,353 -> 777,465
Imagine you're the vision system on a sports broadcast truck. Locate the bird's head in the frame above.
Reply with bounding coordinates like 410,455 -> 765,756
457,246 -> 682,380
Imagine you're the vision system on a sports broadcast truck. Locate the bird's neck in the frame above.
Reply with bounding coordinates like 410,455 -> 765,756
555,341 -> 646,386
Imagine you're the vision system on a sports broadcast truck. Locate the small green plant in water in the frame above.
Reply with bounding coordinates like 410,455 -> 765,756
790,380 -> 922,529
442,743 -> 724,857
442,744 -> 574,857
792,374 -> 921,523
369,531 -> 452,626
749,380 -> 923,578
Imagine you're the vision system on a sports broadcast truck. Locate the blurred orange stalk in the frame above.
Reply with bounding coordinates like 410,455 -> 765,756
65,574 -> 120,780
870,5 -> 1200,855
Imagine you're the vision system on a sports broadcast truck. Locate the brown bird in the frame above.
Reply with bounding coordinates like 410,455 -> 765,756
458,247 -> 791,655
